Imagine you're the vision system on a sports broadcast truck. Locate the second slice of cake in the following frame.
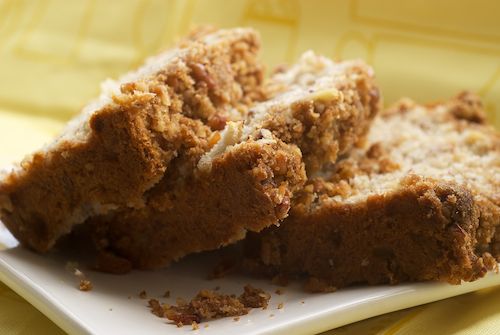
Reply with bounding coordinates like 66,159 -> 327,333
244,92 -> 500,290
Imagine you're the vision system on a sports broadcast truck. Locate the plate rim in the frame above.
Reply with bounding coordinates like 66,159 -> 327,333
0,255 -> 91,335
1,246 -> 500,335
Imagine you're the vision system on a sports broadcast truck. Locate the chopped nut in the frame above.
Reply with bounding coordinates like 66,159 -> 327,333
277,302 -> 284,309
139,290 -> 147,299
208,132 -> 222,148
163,290 -> 171,298
189,62 -> 216,91
308,88 -> 340,102
192,321 -> 199,330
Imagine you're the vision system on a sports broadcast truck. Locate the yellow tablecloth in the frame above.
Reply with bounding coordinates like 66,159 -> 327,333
0,0 -> 499,334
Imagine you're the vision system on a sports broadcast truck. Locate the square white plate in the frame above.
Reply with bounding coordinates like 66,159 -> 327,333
1,224 -> 500,335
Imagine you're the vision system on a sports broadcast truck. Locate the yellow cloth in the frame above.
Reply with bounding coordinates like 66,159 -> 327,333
328,287 -> 500,335
0,0 -> 499,334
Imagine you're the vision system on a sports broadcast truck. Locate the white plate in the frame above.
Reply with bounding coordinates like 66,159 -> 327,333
1,225 -> 500,335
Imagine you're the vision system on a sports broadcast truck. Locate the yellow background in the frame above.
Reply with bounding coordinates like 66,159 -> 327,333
1,0 -> 499,334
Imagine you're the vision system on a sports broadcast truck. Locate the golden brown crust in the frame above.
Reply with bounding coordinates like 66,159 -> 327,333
0,28 -> 263,252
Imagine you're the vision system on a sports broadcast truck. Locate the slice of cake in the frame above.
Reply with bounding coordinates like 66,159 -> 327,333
0,28 -> 264,252
245,92 -> 500,290
86,52 -> 380,270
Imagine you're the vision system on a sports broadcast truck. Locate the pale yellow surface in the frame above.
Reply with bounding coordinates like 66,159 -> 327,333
0,0 -> 499,334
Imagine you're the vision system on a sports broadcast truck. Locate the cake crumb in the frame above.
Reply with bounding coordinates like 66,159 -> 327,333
149,299 -> 164,317
153,285 -> 271,326
164,289 -> 247,324
78,279 -> 93,292
277,302 -> 284,309
204,324 -> 209,328
163,290 -> 171,298
139,290 -> 147,299
239,285 -> 271,309
192,321 -> 199,330
176,322 -> 183,328
275,289 -> 284,295
270,314 -> 275,318
72,264 -> 92,292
